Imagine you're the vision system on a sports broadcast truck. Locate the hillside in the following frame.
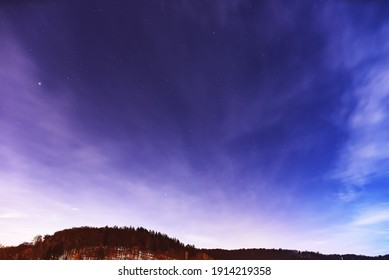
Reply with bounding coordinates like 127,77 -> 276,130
0,226 -> 210,260
1,226 -> 388,260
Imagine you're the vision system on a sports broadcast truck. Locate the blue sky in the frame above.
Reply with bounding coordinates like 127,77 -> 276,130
1,0 -> 389,255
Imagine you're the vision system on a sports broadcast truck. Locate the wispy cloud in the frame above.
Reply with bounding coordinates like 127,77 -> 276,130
335,67 -> 389,185
325,5 -> 389,200
352,204 -> 389,226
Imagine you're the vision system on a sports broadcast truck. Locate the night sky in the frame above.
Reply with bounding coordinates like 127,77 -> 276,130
1,0 -> 389,255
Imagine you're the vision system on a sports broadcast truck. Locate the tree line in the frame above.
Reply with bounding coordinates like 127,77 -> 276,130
1,226 -> 388,260
0,226 -> 202,260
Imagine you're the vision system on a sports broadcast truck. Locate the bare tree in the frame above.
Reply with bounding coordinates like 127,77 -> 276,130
32,235 -> 43,245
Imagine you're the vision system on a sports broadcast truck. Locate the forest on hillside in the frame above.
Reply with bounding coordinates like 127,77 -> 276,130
0,226 -> 207,260
1,226 -> 388,260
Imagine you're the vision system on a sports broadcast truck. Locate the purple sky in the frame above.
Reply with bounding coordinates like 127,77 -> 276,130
1,0 -> 389,256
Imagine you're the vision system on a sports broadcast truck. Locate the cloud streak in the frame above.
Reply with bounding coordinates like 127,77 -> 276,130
325,4 -> 389,200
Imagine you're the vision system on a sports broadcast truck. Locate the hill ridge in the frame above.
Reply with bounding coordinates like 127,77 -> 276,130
1,226 -> 388,260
